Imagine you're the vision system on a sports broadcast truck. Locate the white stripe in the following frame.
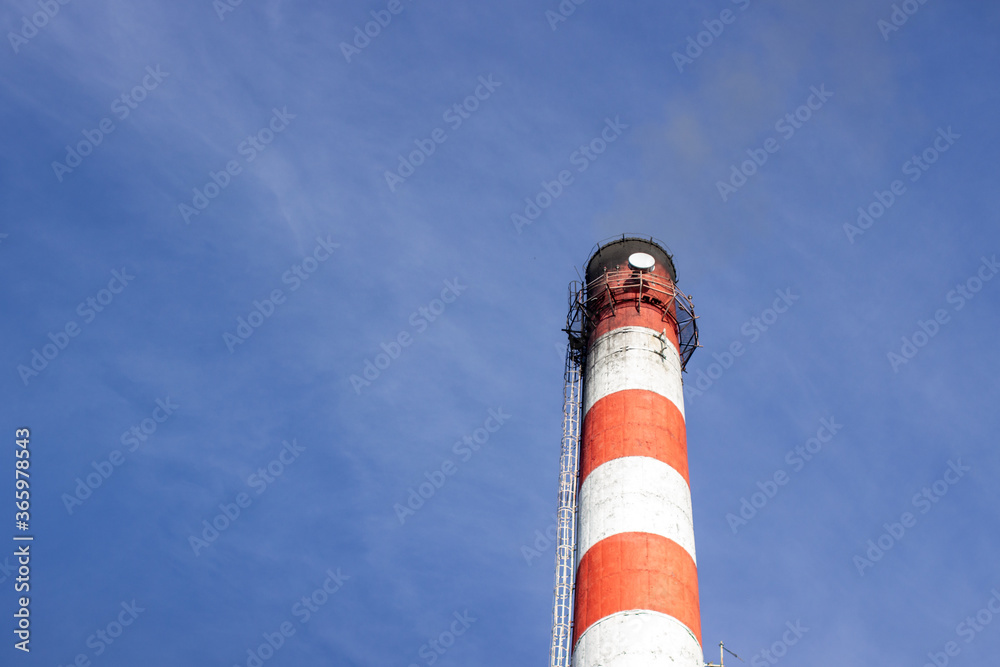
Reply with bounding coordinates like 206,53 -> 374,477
576,456 -> 696,565
572,610 -> 703,667
583,326 -> 685,418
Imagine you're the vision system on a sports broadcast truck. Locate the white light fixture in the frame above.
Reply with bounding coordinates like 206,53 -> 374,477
627,252 -> 655,270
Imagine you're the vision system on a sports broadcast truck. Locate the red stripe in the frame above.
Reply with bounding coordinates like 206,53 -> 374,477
589,304 -> 681,349
580,389 -> 688,487
587,266 -> 681,348
572,532 -> 701,646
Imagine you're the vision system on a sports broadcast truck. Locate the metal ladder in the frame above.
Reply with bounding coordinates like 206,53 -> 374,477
548,341 -> 584,667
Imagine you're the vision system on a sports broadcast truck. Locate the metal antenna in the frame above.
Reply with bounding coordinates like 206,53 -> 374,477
706,641 -> 744,667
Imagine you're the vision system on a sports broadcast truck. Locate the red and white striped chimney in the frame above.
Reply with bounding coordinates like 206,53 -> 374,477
572,237 -> 702,667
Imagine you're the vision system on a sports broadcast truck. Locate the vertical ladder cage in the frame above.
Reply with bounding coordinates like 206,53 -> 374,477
548,281 -> 588,667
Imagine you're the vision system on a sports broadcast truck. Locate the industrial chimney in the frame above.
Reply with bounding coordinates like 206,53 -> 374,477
549,236 -> 701,667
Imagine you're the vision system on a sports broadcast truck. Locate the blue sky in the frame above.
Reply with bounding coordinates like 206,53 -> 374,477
2,0 -> 999,665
